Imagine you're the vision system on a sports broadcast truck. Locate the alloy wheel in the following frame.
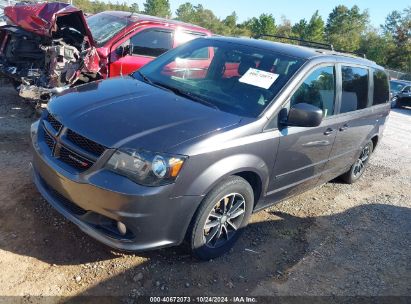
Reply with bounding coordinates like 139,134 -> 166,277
203,193 -> 246,248
353,145 -> 371,178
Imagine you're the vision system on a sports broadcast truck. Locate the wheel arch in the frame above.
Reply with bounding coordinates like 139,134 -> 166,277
179,153 -> 270,208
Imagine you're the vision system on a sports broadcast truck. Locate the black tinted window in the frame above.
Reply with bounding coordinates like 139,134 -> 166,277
340,66 -> 369,113
131,29 -> 173,57
291,66 -> 335,117
373,70 -> 389,105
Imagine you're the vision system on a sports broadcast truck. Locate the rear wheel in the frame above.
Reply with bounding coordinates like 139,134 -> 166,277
340,141 -> 373,184
188,176 -> 254,260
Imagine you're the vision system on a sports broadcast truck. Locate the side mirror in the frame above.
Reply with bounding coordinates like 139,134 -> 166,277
286,103 -> 323,127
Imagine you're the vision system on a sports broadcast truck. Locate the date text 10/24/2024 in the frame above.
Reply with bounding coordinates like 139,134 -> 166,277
149,297 -> 258,303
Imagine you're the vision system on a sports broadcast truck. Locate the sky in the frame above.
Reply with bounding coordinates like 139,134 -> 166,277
130,0 -> 410,28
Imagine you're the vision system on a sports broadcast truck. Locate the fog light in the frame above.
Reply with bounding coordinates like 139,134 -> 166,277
117,221 -> 127,236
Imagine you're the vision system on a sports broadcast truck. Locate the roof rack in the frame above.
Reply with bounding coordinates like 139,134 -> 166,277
255,34 -> 334,50
254,34 -> 366,59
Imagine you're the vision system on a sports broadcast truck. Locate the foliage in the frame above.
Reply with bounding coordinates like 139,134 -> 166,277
307,11 -> 325,42
249,14 -> 276,38
73,0 -> 138,14
381,7 -> 411,72
325,5 -> 369,51
276,16 -> 292,38
292,11 -> 325,42
143,0 -> 171,18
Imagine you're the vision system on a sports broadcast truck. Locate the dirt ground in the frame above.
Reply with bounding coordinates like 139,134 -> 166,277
0,79 -> 410,300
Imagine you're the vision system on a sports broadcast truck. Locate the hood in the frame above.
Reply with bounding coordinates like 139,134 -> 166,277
47,77 -> 242,152
4,2 -> 95,45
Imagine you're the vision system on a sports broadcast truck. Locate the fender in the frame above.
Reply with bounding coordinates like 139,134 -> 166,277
177,153 -> 270,200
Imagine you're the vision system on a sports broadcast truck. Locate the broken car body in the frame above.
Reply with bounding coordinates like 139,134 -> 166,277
0,2 -> 100,101
0,3 -> 212,103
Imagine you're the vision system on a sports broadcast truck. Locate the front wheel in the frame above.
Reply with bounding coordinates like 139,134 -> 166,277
340,141 -> 373,184
391,97 -> 398,108
188,176 -> 254,260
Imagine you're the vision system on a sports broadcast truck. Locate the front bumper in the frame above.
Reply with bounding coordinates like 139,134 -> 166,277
31,122 -> 202,252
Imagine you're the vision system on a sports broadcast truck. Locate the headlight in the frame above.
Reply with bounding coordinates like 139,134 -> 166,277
105,149 -> 186,186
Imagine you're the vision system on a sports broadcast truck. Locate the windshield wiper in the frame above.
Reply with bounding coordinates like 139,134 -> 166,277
135,72 -> 219,110
136,71 -> 154,85
136,71 -> 176,94
156,83 -> 220,110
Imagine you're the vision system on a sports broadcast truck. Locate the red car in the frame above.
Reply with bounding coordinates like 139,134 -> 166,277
0,2 -> 211,102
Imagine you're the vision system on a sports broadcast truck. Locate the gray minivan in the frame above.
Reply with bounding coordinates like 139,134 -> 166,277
30,37 -> 390,260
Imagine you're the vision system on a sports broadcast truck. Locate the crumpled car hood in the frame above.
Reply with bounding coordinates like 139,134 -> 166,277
48,77 -> 242,152
4,2 -> 95,46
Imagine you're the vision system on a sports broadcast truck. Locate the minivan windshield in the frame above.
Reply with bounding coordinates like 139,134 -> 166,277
133,38 -> 305,117
87,13 -> 128,47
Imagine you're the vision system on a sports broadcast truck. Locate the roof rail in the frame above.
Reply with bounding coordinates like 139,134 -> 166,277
255,34 -> 334,51
254,34 -> 367,59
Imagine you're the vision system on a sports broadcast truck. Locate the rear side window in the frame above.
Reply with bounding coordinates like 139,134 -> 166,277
373,70 -> 389,105
130,29 -> 173,57
290,66 -> 336,118
340,66 -> 369,113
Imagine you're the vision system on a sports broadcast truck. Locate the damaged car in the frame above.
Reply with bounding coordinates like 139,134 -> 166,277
0,2 -> 212,104
0,2 -> 100,102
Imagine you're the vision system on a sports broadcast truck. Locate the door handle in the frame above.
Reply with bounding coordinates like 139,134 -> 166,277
339,124 -> 349,131
324,128 -> 334,135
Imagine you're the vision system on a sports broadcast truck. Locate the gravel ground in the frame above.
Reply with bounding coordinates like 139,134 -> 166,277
0,80 -> 410,299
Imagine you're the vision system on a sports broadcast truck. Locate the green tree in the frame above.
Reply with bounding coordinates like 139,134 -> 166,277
193,5 -> 224,34
306,11 -> 325,42
276,16 -> 293,37
175,2 -> 196,23
224,11 -> 238,29
130,2 -> 139,13
292,19 -> 308,39
143,0 -> 171,18
382,7 -> 411,72
235,19 -> 254,37
359,29 -> 395,66
249,13 -> 276,38
325,5 -> 369,51
382,10 -> 403,37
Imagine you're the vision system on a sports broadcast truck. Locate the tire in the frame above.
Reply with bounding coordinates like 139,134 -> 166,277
188,176 -> 254,260
340,141 -> 373,184
391,97 -> 398,108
